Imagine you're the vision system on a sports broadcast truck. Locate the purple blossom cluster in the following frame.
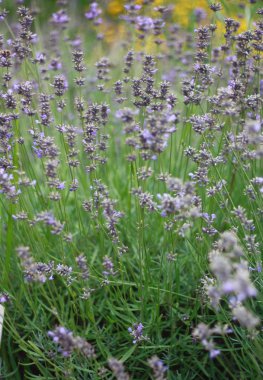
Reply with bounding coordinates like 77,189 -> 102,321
108,358 -> 130,380
148,355 -> 168,380
204,231 -> 260,331
85,2 -> 102,25
193,323 -> 232,359
128,322 -> 147,344
48,326 -> 95,358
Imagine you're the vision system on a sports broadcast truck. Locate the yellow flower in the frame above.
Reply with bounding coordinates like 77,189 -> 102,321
103,0 -> 254,43
173,0 -> 209,27
101,23 -> 126,44
107,1 -> 124,16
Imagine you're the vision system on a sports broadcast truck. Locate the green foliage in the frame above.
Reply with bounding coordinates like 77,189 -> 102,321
0,1 -> 262,379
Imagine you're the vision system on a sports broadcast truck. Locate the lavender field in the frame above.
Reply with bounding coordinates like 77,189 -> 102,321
0,0 -> 262,379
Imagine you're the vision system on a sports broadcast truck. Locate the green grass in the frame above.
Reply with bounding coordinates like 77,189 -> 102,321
0,0 -> 262,379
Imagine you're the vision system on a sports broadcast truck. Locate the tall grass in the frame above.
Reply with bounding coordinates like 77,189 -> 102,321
0,1 -> 262,379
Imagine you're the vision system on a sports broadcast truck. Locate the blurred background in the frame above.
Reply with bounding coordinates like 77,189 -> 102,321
2,0 -> 260,30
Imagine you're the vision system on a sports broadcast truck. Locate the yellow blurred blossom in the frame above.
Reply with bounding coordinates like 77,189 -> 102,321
105,0 -> 254,43
173,0 -> 209,27
101,23 -> 126,44
107,1 -> 124,16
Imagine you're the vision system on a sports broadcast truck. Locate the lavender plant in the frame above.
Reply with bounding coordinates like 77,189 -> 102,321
0,0 -> 262,379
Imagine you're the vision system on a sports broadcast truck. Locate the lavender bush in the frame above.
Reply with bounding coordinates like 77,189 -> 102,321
0,0 -> 262,379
